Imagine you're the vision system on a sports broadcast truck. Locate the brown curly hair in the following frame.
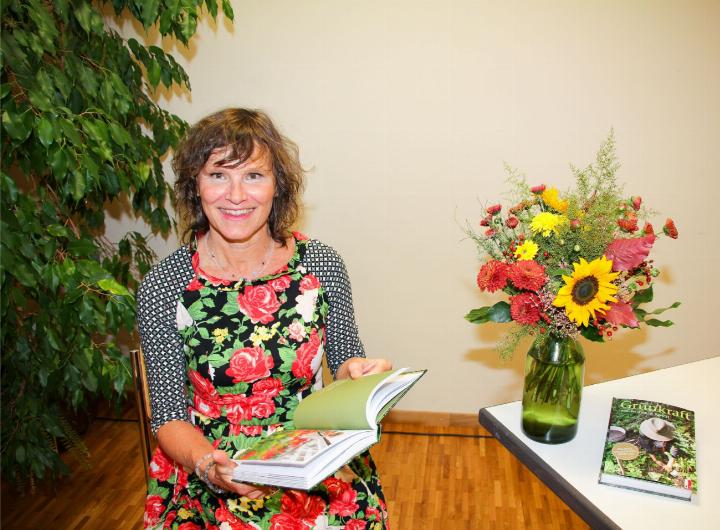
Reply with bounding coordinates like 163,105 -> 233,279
173,108 -> 305,244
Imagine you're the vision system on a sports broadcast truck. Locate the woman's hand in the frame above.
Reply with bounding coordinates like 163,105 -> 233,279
208,450 -> 275,498
336,357 -> 393,380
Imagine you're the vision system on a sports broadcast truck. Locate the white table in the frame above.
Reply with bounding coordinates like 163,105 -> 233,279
479,356 -> 719,530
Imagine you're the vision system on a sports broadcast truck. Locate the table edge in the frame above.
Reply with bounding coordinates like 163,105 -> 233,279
479,408 -> 621,530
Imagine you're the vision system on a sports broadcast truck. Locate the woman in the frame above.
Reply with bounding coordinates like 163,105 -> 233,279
137,108 -> 392,529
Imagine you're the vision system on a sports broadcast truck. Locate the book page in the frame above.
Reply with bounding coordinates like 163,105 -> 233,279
234,429 -> 367,467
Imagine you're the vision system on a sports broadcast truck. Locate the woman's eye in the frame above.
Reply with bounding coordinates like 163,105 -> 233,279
246,172 -> 263,181
209,172 -> 225,180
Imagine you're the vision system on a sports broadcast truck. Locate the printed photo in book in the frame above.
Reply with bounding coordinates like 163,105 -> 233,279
231,367 -> 426,490
598,397 -> 697,501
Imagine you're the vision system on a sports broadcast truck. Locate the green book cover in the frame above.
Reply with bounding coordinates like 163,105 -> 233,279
598,397 -> 697,500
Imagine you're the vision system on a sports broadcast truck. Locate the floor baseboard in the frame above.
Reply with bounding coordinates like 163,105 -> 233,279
383,410 -> 479,427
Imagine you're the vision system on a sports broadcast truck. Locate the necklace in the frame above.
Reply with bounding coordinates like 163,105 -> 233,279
204,234 -> 275,281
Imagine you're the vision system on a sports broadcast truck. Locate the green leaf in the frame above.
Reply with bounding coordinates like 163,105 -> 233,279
67,237 -> 97,257
631,286 -> 654,306
2,110 -> 33,141
16,446 -> 26,464
645,318 -> 675,327
141,0 -> 161,28
464,301 -> 511,324
221,0 -> 234,20
581,326 -> 605,342
146,59 -> 161,88
645,301 -> 681,316
70,170 -> 86,200
97,278 -> 131,297
38,116 -> 56,147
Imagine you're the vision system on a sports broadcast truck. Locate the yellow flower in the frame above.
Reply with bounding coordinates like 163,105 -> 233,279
250,324 -> 280,346
177,508 -> 193,520
530,212 -> 566,237
515,240 -> 539,261
212,327 -> 229,344
542,187 -> 569,213
553,256 -> 620,327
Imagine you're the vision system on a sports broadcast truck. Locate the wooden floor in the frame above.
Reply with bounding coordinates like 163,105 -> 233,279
1,408 -> 588,530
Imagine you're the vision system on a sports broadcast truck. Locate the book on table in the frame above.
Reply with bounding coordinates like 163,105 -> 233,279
231,367 -> 426,490
598,397 -> 697,501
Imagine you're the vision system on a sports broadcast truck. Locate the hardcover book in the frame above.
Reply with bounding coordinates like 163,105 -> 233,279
231,367 -> 426,490
598,397 -> 697,500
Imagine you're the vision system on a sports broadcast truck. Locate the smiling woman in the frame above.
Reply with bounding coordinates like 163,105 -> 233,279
136,108 -> 393,529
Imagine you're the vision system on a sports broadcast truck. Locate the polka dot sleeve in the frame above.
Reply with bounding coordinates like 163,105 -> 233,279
136,247 -> 194,434
304,239 -> 366,375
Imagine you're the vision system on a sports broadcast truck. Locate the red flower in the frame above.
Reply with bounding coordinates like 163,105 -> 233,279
215,499 -> 257,529
484,228 -> 496,237
329,487 -> 359,517
226,346 -> 274,383
663,218 -> 679,239
269,275 -> 292,292
292,231 -> 309,241
479,217 -> 490,227
507,261 -> 546,292
292,329 -> 321,381
237,284 -> 281,324
345,520 -> 367,530
617,218 -> 638,232
299,274 -> 321,293
281,490 -> 325,524
177,523 -> 202,530
604,235 -> 656,272
476,261 -> 509,293
505,217 -> 519,229
530,184 -> 546,194
225,398 -> 251,424
569,218 -> 581,229
193,394 -> 221,418
188,370 -> 218,398
643,222 -> 654,236
144,495 -> 166,528
252,377 -> 284,398
509,292 -> 541,325
486,204 -> 502,215
248,394 -> 276,419
603,301 -> 639,328
269,513 -> 305,530
162,510 -> 177,528
149,448 -> 175,481
238,424 -> 262,437
631,196 -> 642,210
186,275 -> 203,291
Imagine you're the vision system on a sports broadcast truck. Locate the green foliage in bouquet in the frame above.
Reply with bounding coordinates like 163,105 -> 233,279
466,133 -> 680,358
1,0 -> 233,488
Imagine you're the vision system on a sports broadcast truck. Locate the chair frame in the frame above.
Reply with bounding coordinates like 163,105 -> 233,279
130,348 -> 153,481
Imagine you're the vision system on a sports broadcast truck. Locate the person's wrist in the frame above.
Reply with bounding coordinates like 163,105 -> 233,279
194,451 -> 225,494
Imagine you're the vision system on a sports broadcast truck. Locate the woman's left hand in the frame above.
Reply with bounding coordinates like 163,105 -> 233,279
336,357 -> 393,380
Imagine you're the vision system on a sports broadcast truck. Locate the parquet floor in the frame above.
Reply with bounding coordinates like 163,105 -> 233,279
1,409 -> 587,529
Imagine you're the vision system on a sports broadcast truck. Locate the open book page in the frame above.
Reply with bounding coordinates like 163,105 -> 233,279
294,368 -> 426,431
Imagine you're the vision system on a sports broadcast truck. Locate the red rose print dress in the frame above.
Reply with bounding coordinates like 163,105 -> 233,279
143,235 -> 388,530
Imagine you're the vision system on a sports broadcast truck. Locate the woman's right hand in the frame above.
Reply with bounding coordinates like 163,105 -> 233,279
209,449 -> 276,498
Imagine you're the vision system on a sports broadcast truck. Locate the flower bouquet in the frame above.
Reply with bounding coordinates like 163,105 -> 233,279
466,133 -> 680,443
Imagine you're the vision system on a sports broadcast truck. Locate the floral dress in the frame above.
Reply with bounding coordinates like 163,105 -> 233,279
139,234 -> 388,530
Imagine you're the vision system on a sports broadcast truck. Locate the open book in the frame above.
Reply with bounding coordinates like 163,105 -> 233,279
231,367 -> 426,490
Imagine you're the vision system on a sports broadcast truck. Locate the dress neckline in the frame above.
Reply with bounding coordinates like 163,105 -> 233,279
189,232 -> 307,289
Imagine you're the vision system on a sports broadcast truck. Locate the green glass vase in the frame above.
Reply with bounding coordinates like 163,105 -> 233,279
521,336 -> 585,444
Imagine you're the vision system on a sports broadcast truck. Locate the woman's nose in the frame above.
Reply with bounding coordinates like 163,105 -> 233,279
225,177 -> 246,203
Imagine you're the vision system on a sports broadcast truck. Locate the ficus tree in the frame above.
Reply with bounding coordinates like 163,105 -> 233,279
1,0 -> 233,487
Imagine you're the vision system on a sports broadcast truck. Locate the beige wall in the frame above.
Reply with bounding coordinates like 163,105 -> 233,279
109,0 -> 720,414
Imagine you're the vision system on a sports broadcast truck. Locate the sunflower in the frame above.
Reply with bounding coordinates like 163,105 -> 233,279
553,256 -> 620,327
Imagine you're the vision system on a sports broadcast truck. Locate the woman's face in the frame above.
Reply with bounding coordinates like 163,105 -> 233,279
197,145 -> 276,244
